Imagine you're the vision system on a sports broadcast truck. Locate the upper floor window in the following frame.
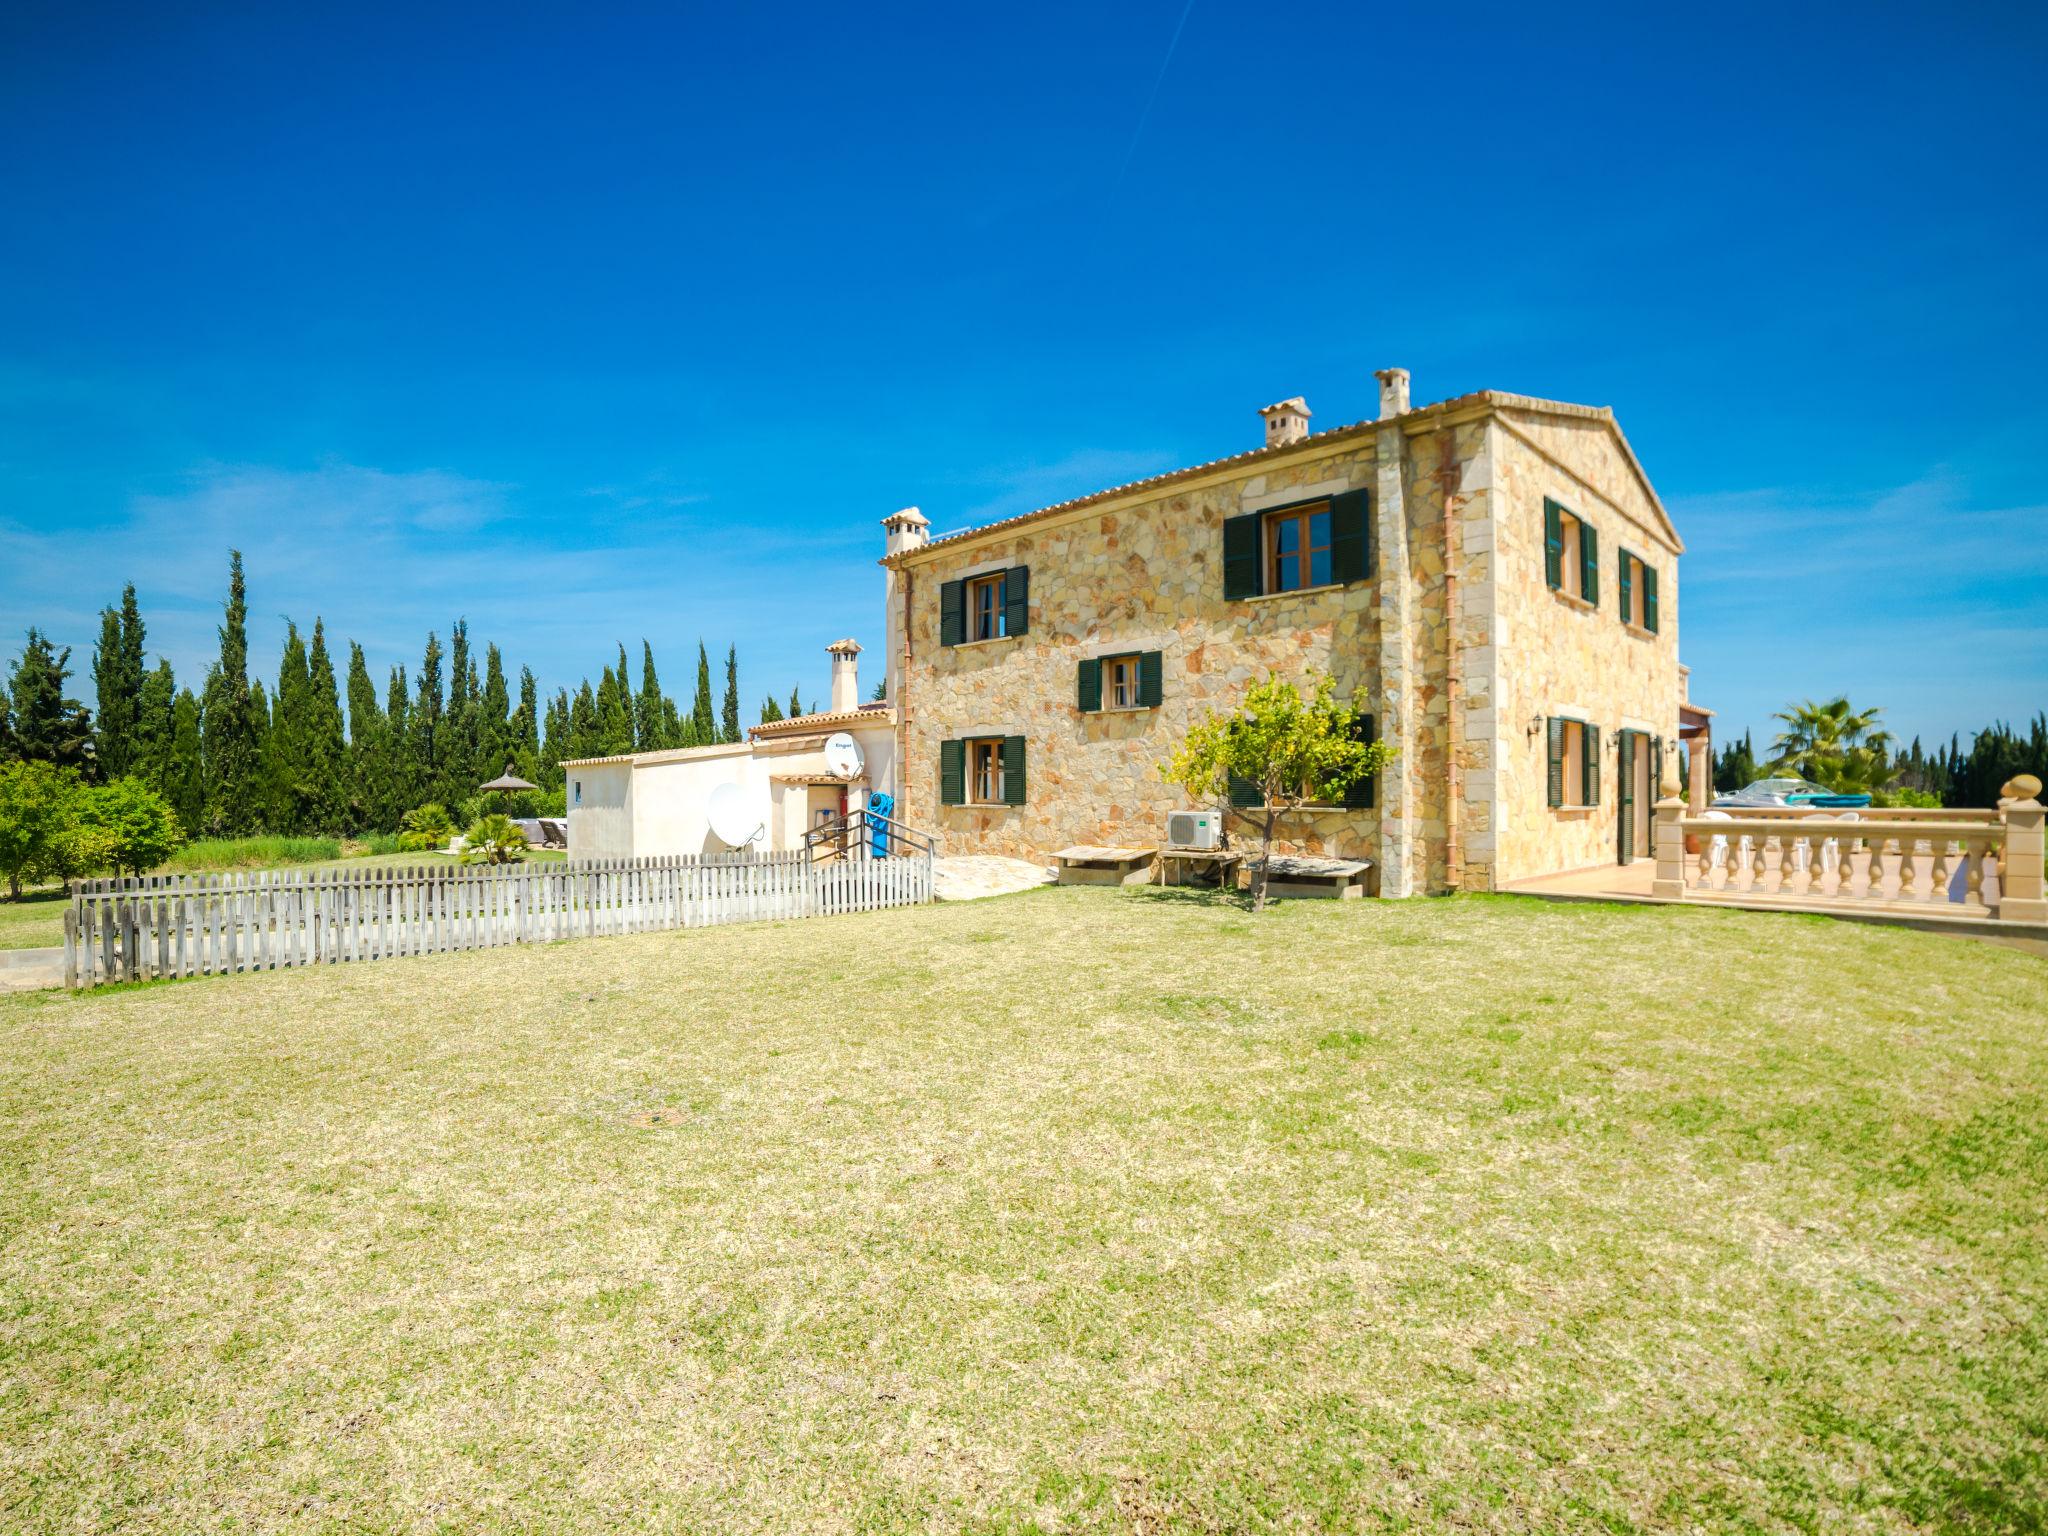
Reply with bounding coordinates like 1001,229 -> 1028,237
1267,504 -> 1333,592
1077,651 -> 1162,713
1618,548 -> 1661,633
940,567 -> 1031,646
1105,654 -> 1140,709
967,572 -> 1006,641
1222,490 -> 1370,600
1544,499 -> 1599,606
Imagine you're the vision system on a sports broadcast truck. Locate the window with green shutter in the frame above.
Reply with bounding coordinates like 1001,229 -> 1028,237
1076,657 -> 1102,713
1342,713 -> 1378,809
1579,523 -> 1599,608
1004,566 -> 1030,637
939,739 -> 965,805
1546,717 -> 1566,807
1001,736 -> 1026,806
1618,546 -> 1633,625
939,580 -> 965,647
1582,723 -> 1602,807
1618,549 -> 1660,633
1643,563 -> 1659,633
1227,770 -> 1261,809
1544,500 -> 1565,590
1329,489 -> 1372,583
1546,500 -> 1601,605
1221,512 -> 1261,599
1137,649 -> 1163,707
1548,716 -> 1597,807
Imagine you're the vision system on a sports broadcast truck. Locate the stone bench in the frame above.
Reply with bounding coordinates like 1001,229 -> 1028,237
1053,845 -> 1158,887
1241,855 -> 1374,899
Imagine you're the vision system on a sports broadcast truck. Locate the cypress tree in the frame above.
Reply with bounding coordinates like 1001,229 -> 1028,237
721,645 -> 740,743
344,643 -> 385,832
595,662 -> 634,756
759,695 -> 784,725
168,687 -> 204,835
200,551 -> 262,835
413,633 -> 444,813
386,664 -> 414,817
268,621 -> 313,832
134,659 -> 176,804
691,643 -> 716,744
569,680 -> 599,759
787,685 -> 804,720
637,643 -> 666,751
92,585 -> 146,778
515,666 -> 541,778
662,696 -> 682,747
542,687 -> 571,786
248,678 -> 276,829
7,629 -> 95,772
479,643 -> 511,782
305,621 -> 346,832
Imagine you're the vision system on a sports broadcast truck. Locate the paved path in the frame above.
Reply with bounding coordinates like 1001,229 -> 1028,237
0,947 -> 64,992
932,856 -> 1055,902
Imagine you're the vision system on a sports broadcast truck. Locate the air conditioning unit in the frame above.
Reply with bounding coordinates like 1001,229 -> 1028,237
1166,810 -> 1222,850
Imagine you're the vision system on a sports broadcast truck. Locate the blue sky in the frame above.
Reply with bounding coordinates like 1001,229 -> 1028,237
2,1 -> 2044,747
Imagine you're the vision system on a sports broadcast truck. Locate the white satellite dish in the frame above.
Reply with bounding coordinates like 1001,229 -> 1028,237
822,731 -> 864,780
706,782 -> 765,849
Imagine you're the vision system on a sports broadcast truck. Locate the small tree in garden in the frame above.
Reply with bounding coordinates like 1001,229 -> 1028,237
397,802 -> 455,852
1160,675 -> 1398,911
460,813 -> 528,866
0,760 -> 78,898
80,777 -> 185,876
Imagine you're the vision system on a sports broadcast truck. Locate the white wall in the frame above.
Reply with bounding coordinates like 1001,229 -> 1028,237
565,763 -> 635,860
630,745 -> 765,856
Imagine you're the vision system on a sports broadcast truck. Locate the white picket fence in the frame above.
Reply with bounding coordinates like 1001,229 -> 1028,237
64,850 -> 935,989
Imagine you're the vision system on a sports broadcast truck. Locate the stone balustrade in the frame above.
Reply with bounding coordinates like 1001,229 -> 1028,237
1653,774 -> 2047,926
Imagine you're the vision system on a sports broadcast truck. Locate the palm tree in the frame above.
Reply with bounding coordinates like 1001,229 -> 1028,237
1768,697 -> 1896,794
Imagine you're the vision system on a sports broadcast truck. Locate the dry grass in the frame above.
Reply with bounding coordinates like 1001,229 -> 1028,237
2,888 -> 2044,1532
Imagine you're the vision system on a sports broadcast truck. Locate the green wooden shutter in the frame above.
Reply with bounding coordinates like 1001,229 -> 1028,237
1618,548 -> 1633,626
939,580 -> 965,647
1004,566 -> 1030,637
1580,521 -> 1599,606
1329,489 -> 1371,582
1076,657 -> 1101,713
939,739 -> 965,805
1227,771 -> 1261,809
1137,650 -> 1163,707
1342,712 -> 1378,809
1001,736 -> 1026,805
1544,500 -> 1564,590
1546,717 -> 1566,807
1583,724 -> 1602,807
1652,735 -> 1665,797
1222,512 -> 1261,599
1643,563 -> 1659,633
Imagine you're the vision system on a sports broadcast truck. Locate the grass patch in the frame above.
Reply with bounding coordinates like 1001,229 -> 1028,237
156,834 -> 346,870
1,889 -> 2044,1530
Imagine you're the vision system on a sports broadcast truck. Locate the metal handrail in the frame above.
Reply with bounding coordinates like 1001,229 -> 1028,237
803,807 -> 935,860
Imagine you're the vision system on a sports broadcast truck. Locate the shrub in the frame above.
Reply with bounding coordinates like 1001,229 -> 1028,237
398,803 -> 455,852
459,814 -> 528,866
1870,786 -> 1942,809
80,777 -> 185,877
0,760 -> 83,897
158,836 -> 342,872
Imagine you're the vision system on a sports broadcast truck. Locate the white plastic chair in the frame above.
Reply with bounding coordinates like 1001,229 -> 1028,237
1699,810 -> 1732,881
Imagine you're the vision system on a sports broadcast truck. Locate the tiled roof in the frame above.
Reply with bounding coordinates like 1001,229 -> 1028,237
747,701 -> 894,740
880,390 -> 1671,564
559,740 -> 752,769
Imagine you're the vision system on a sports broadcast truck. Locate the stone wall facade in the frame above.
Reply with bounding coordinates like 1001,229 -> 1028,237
886,391 -> 1682,892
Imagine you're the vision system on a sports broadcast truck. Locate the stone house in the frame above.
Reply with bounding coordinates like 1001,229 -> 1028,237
877,368 -> 1704,895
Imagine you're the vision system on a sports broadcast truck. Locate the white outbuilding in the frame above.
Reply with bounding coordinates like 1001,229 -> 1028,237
563,639 -> 898,860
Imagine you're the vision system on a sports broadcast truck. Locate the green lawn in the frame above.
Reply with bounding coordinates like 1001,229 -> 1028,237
0,848 -> 567,951
3,889 -> 2044,1532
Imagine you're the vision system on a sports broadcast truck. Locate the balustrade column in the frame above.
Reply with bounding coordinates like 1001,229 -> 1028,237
1652,772 -> 1688,899
1999,775 -> 2046,924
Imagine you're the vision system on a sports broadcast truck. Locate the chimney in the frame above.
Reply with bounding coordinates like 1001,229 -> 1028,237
1259,397 -> 1311,449
881,505 -> 930,559
826,638 -> 861,712
1375,367 -> 1411,420
880,506 -> 928,712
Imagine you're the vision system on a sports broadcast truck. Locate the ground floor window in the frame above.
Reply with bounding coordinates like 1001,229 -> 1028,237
1546,717 -> 1601,808
969,737 -> 1003,804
